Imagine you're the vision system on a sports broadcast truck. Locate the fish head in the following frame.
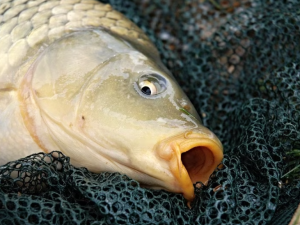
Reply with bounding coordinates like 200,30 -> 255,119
20,29 -> 223,203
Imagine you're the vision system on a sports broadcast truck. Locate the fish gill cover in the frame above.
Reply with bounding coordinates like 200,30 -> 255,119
1,0 -> 300,224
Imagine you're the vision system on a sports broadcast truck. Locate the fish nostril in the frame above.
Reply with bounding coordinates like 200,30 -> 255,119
181,147 -> 214,184
183,104 -> 191,111
178,100 -> 191,111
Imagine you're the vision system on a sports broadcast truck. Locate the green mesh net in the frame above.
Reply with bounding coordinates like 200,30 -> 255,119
1,0 -> 300,224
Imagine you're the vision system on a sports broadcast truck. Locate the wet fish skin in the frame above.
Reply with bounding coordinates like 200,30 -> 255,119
0,0 -> 223,204
0,0 -> 158,162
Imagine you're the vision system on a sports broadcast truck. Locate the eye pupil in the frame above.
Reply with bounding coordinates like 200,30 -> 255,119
141,86 -> 151,95
137,74 -> 166,97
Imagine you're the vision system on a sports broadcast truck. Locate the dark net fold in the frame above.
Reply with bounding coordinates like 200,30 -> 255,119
1,0 -> 300,224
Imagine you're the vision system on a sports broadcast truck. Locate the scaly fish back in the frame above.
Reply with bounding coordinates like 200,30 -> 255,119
0,0 -> 158,87
0,0 -> 158,164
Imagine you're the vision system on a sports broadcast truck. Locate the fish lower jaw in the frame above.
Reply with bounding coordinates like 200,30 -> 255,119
156,131 -> 223,205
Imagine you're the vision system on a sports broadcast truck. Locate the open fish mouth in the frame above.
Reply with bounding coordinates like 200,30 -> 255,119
156,129 -> 223,204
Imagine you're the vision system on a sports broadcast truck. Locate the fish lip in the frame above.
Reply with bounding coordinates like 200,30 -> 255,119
156,130 -> 223,204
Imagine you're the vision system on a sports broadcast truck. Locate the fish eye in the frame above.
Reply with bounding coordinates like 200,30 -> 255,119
136,74 -> 167,98
139,80 -> 157,95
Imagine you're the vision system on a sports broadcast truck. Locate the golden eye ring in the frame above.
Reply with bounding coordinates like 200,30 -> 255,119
139,80 -> 157,95
135,73 -> 167,98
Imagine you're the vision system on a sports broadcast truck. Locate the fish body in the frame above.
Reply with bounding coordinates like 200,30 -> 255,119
0,0 -> 223,203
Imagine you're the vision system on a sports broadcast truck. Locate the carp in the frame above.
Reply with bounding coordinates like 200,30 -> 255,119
0,0 -> 223,204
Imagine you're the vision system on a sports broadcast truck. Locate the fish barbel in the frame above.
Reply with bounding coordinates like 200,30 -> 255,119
0,0 -> 223,204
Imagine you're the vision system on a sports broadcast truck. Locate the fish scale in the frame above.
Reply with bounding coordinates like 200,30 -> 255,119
0,0 -> 156,87
0,0 -> 158,164
0,0 -> 223,204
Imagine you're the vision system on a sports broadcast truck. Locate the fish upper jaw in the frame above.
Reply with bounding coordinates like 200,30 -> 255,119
155,128 -> 223,205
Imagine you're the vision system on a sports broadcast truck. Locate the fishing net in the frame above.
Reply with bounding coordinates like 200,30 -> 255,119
1,0 -> 300,224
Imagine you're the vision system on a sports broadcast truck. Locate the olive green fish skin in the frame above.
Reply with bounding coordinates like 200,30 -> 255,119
0,0 -> 157,83
0,0 -> 223,203
0,0 -> 158,162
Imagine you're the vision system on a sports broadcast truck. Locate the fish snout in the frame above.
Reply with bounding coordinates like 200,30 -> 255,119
156,128 -> 223,204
